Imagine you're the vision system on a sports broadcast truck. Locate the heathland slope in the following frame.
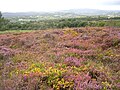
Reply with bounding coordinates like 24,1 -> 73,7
0,27 -> 120,90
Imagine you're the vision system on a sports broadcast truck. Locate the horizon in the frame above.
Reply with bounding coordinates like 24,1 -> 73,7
2,8 -> 120,13
0,0 -> 120,13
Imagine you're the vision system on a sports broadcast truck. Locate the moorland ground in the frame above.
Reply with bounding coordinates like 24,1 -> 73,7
0,27 -> 120,90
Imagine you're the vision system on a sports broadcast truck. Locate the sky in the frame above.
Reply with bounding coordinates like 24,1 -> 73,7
0,0 -> 120,12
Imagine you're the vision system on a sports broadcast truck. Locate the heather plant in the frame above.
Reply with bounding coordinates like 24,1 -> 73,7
73,73 -> 91,90
0,46 -> 13,56
64,57 -> 86,67
64,73 -> 103,90
64,57 -> 80,67
67,48 -> 95,58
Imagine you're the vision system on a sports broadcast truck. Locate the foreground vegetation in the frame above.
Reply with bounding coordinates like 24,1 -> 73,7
0,27 -> 120,90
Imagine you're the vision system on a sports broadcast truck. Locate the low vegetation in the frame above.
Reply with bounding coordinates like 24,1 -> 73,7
0,27 -> 120,90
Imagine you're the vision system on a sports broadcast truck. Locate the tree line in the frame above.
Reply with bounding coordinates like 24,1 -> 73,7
0,11 -> 120,31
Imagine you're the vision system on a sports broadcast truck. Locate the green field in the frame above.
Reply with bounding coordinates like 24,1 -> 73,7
0,30 -> 34,34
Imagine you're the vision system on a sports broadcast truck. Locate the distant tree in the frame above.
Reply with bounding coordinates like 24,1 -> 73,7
0,11 -> 10,30
0,11 -> 2,18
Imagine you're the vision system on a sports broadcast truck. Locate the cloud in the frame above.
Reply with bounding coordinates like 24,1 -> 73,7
0,0 -> 120,12
102,0 -> 120,5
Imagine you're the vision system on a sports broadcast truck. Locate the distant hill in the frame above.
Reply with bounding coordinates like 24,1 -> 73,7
60,9 -> 120,15
2,9 -> 120,18
2,12 -> 49,17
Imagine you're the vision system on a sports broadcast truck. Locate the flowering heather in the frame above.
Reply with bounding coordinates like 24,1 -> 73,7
68,48 -> 95,56
0,46 -> 21,59
0,27 -> 120,89
64,57 -> 86,67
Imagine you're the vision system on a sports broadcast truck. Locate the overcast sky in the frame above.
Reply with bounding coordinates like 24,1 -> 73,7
0,0 -> 120,12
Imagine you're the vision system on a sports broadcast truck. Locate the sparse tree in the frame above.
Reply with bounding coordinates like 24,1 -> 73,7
0,11 -> 2,18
